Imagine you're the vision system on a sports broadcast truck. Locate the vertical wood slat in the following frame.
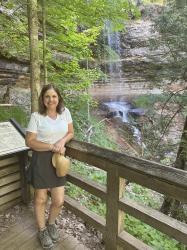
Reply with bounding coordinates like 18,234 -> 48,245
105,166 -> 125,250
18,152 -> 30,204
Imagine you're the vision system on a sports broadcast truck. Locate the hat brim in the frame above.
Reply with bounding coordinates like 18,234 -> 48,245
52,153 -> 57,168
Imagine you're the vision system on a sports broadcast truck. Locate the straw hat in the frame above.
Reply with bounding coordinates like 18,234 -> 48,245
52,153 -> 71,177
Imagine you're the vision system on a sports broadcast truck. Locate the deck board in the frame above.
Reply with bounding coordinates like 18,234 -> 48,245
0,209 -> 89,250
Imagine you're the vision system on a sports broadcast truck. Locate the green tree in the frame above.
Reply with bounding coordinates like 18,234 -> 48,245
27,0 -> 41,112
150,0 -> 187,220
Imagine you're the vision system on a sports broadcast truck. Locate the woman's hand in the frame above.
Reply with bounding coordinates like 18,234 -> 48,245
52,139 -> 66,154
53,146 -> 66,155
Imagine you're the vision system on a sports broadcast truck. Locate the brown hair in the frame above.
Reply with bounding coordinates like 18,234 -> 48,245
38,84 -> 64,114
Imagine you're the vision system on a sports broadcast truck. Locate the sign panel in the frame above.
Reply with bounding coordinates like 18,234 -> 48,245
0,122 -> 28,156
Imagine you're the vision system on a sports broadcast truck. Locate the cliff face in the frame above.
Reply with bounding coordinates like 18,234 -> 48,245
0,5 -> 181,106
0,57 -> 30,109
120,20 -> 171,87
90,18 -> 166,100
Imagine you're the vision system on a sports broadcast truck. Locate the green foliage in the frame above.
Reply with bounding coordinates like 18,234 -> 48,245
150,2 -> 187,81
0,0 -> 139,113
71,160 -> 107,185
126,183 -> 162,209
125,215 -> 186,249
66,183 -> 106,216
131,93 -> 182,163
98,44 -> 120,61
143,0 -> 164,4
0,106 -> 28,127
132,94 -> 169,108
0,1 -> 29,59
43,0 -> 137,110
73,105 -> 118,150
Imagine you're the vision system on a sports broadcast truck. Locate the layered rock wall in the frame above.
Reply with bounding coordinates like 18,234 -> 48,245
0,57 -> 30,110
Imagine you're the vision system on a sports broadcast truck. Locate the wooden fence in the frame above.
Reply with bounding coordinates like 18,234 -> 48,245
0,152 -> 29,212
0,136 -> 187,249
64,140 -> 187,250
0,119 -> 29,212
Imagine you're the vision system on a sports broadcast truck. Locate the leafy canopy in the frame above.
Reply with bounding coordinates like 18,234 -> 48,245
0,0 -> 138,112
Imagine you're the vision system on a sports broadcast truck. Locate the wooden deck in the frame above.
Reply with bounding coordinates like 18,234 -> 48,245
0,209 -> 89,250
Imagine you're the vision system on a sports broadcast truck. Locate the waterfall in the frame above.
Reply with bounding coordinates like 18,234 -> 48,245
103,101 -> 145,146
104,21 -> 122,78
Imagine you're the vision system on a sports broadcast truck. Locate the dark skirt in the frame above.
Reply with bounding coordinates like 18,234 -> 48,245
29,151 -> 66,189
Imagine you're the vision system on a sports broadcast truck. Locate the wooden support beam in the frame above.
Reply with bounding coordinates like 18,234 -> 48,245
64,195 -> 105,233
119,198 -> 187,245
105,167 -> 125,250
67,171 -> 106,201
118,231 -> 153,250
18,152 -> 30,204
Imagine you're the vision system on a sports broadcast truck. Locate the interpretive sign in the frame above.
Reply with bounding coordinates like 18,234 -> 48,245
0,121 -> 28,157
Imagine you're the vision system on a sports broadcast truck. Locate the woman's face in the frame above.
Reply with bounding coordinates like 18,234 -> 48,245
43,88 -> 59,110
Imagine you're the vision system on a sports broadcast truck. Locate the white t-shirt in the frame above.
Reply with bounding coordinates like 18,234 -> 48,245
26,107 -> 72,144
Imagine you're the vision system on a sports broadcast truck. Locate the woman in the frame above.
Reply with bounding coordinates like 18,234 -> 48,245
25,84 -> 74,249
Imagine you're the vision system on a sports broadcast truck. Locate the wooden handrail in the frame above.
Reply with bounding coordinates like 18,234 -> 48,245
66,140 -> 187,202
64,139 -> 187,249
6,133 -> 185,249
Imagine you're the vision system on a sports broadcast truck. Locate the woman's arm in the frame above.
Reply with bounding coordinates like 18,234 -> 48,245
25,132 -> 54,151
53,123 -> 74,153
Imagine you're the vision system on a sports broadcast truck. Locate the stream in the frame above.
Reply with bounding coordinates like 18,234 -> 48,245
103,101 -> 144,145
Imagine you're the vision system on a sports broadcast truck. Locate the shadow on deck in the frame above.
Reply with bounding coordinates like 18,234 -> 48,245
0,205 -> 88,250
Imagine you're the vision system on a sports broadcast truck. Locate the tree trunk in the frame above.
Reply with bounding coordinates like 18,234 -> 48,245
27,0 -> 41,112
42,0 -> 47,85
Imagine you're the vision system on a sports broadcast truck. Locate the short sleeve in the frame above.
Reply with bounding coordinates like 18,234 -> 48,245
65,108 -> 73,124
26,112 -> 38,133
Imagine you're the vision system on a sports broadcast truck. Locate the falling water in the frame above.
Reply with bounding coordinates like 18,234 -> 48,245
102,23 -> 144,147
105,21 -> 122,77
104,101 -> 144,146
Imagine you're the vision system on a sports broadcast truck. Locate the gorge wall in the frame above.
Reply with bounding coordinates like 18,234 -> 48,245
0,57 -> 30,110
90,17 -> 168,101
0,4 -> 175,107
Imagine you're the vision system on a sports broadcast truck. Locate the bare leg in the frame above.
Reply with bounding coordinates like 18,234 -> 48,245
48,186 -> 64,224
34,189 -> 48,230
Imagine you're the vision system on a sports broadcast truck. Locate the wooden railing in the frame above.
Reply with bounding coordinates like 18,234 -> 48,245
64,140 -> 187,250
1,119 -> 187,249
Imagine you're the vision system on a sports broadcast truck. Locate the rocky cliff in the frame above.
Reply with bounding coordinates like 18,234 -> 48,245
0,56 -> 30,110
0,4 -> 181,106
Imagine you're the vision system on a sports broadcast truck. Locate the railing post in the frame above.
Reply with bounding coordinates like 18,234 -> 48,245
105,167 -> 125,250
18,151 -> 30,204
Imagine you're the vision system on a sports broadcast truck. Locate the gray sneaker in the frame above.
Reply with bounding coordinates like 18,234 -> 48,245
38,227 -> 54,249
47,223 -> 60,243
